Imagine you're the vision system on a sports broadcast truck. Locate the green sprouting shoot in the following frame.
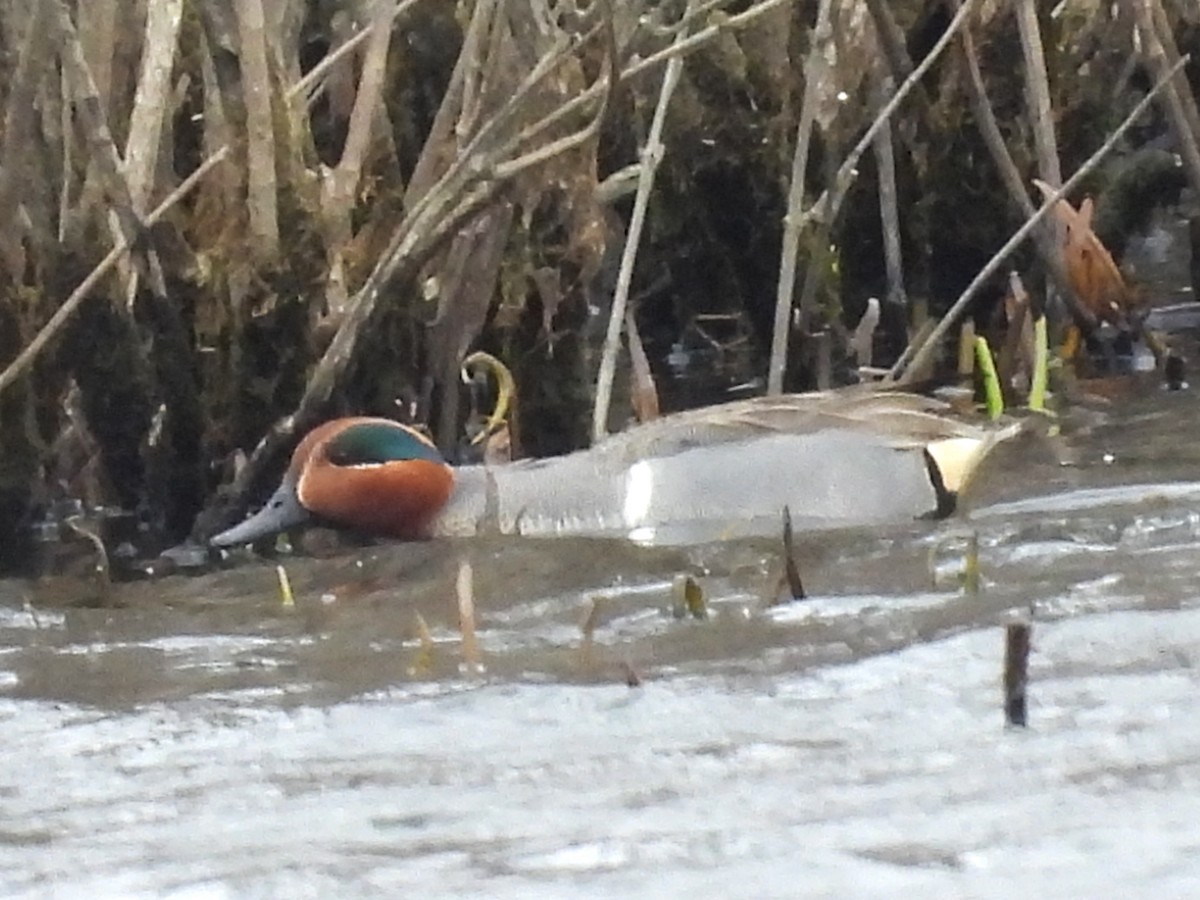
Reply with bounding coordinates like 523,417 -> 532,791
974,336 -> 1004,421
275,564 -> 295,608
1029,315 -> 1049,412
672,574 -> 707,620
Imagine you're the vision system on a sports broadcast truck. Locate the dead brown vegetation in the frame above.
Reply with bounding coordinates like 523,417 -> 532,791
0,0 -> 1198,568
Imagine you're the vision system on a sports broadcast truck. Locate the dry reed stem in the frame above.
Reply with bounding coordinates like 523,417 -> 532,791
890,56 -> 1188,386
996,271 -> 1033,400
850,298 -> 880,368
873,71 -> 906,313
124,0 -> 184,213
77,0 -> 117,107
592,1 -> 688,441
767,0 -> 833,396
1014,0 -> 1063,187
120,0 -> 184,309
327,0 -> 399,215
320,0 -> 398,318
54,2 -> 159,288
64,514 -> 111,599
625,305 -> 660,424
234,0 -> 279,261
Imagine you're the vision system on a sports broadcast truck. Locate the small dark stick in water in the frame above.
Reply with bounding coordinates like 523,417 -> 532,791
1004,622 -> 1032,727
620,661 -> 642,688
579,597 -> 602,670
782,506 -> 806,601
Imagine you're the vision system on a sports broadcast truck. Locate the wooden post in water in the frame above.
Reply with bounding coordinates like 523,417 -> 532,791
1004,622 -> 1032,727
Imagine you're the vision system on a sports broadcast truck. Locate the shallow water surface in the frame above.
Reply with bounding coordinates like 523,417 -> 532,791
4,384 -> 1200,897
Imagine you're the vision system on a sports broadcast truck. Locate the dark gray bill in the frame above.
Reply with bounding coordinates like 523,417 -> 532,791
209,480 -> 309,548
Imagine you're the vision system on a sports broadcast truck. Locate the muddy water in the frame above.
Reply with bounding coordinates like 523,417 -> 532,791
5,382 -> 1200,897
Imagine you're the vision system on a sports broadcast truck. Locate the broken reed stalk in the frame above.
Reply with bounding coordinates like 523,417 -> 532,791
850,297 -> 881,368
768,0 -> 980,393
994,271 -> 1030,402
625,305 -> 661,424
580,596 -> 601,641
781,505 -> 806,601
456,558 -> 482,672
889,55 -> 1188,386
592,1 -> 691,442
296,0 -> 424,107
1004,621 -> 1031,727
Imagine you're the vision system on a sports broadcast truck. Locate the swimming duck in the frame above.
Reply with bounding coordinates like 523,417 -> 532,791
210,386 -> 1017,548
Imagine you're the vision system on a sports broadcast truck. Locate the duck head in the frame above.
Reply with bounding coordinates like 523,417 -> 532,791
210,417 -> 454,548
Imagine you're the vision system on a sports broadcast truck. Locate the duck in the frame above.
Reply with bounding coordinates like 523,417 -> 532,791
209,417 -> 454,548
210,379 -> 1019,548
435,386 -> 1016,541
